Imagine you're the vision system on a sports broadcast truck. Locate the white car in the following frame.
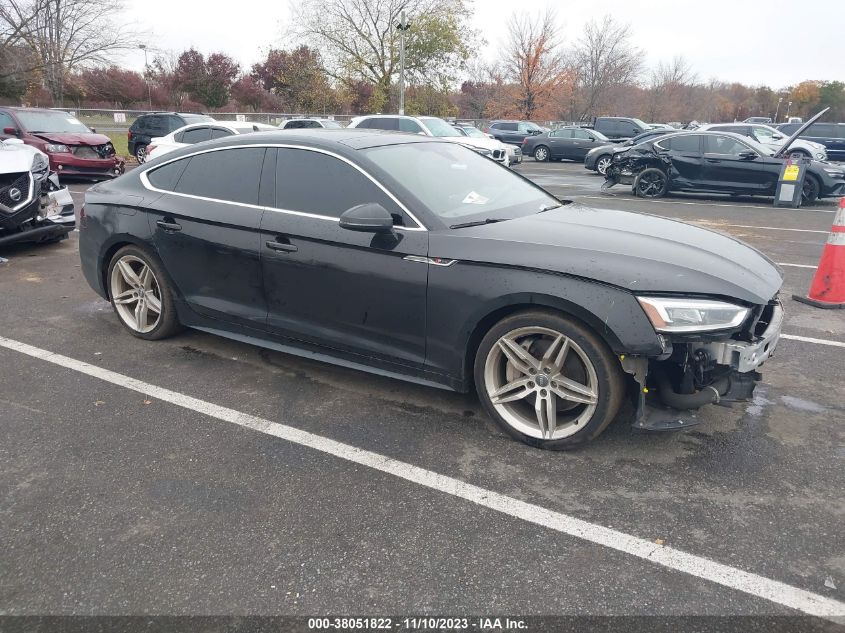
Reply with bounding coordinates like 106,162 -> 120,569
454,124 -> 522,165
347,115 -> 513,165
146,121 -> 278,160
0,138 -> 74,245
696,123 -> 827,161
279,118 -> 344,129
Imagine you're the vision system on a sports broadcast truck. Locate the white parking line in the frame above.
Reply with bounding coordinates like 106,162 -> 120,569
781,334 -> 845,348
0,334 -> 842,620
580,195 -> 837,213
777,263 -> 817,269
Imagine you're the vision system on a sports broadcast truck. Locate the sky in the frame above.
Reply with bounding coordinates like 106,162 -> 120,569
119,0 -> 842,88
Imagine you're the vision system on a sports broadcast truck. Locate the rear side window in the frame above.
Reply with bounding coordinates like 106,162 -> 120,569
275,148 -> 399,220
174,148 -> 265,205
210,127 -> 234,139
660,135 -> 701,152
808,124 -> 837,137
498,122 -> 517,131
146,159 -> 188,191
181,127 -> 211,144
362,117 -> 399,131
551,129 -> 572,138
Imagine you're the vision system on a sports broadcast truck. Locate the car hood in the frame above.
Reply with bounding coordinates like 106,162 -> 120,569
431,203 -> 783,304
586,143 -> 628,157
30,132 -> 112,146
0,140 -> 43,172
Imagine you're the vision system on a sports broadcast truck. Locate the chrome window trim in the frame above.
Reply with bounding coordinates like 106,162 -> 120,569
139,143 -> 427,232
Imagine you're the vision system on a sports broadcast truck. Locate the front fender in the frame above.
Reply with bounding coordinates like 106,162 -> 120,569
425,262 -> 664,383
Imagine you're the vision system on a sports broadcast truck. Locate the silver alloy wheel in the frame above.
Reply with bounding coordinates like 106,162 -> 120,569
596,156 -> 612,175
136,145 -> 146,163
534,146 -> 548,161
483,326 -> 599,440
109,255 -> 163,333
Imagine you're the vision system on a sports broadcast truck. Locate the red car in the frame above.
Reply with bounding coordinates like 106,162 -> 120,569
0,107 -> 124,180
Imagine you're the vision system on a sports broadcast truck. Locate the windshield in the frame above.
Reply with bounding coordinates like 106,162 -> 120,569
17,110 -> 91,134
420,117 -> 463,137
461,126 -> 486,138
591,130 -> 609,141
629,118 -> 649,129
364,142 -> 560,225
321,120 -> 343,129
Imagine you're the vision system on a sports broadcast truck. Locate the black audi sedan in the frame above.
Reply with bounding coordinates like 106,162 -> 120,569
606,130 -> 845,203
80,130 -> 784,449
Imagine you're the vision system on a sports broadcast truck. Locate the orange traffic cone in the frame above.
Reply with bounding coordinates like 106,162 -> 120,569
793,197 -> 845,309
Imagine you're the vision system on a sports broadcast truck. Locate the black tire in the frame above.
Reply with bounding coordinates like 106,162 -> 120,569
634,168 -> 668,198
533,145 -> 550,162
787,149 -> 810,160
135,144 -> 148,163
801,175 -> 820,205
474,309 -> 625,450
106,245 -> 182,340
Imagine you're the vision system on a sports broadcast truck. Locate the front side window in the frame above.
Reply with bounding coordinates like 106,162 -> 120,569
399,118 -> 424,134
461,127 -> 486,138
275,148 -> 401,220
572,129 -> 593,140
420,117 -> 459,137
751,126 -> 777,143
364,142 -> 559,224
174,148 -> 265,205
210,127 -> 235,139
706,135 -> 752,156
0,111 -> 15,130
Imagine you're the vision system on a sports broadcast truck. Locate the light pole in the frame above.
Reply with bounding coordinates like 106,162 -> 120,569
139,44 -> 152,109
786,101 -> 793,121
774,96 -> 783,123
396,11 -> 411,115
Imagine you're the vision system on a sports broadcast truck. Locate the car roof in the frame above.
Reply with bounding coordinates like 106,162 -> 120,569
145,129 -> 443,163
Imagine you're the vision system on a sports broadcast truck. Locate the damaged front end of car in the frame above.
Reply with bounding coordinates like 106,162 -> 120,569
602,147 -> 675,197
620,296 -> 783,431
0,147 -> 75,247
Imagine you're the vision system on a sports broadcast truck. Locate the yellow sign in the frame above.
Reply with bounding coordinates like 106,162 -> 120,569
783,165 -> 800,181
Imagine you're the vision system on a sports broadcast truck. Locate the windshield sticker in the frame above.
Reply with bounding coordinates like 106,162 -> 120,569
462,191 -> 489,205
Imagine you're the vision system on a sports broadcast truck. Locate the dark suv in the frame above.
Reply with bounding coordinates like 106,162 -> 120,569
485,120 -> 544,145
775,122 -> 845,162
128,112 -> 214,163
592,117 -> 650,141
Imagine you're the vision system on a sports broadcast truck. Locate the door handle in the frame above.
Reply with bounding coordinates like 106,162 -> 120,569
705,158 -> 720,163
266,239 -> 298,253
156,219 -> 182,231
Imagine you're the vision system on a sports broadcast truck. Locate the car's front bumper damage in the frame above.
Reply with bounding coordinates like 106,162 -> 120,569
0,172 -> 75,246
622,301 -> 783,431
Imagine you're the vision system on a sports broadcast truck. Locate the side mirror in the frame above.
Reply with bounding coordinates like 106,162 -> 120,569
2,126 -> 19,136
772,133 -> 784,140
486,134 -> 494,139
90,127 -> 97,133
739,150 -> 757,160
339,203 -> 394,233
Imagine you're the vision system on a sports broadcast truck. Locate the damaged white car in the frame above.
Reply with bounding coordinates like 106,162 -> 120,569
0,138 -> 75,247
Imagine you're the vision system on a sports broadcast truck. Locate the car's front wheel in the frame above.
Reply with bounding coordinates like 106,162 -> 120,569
107,246 -> 181,340
801,174 -> 820,205
475,310 -> 625,449
595,155 -> 612,175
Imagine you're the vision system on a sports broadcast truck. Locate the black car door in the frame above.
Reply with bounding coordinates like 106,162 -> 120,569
653,134 -> 705,188
701,135 -> 778,194
144,147 -> 268,329
259,147 -> 429,369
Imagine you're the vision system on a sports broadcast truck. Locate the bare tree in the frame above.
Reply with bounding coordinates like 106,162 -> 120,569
646,55 -> 695,122
288,0 -> 477,112
1,0 -> 144,104
502,8 -> 567,119
572,15 -> 641,120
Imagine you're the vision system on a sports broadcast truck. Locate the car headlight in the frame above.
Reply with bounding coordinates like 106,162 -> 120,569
637,297 -> 750,333
31,152 -> 49,173
816,152 -> 826,160
44,143 -> 69,153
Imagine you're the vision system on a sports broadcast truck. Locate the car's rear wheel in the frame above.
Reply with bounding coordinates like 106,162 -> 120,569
595,155 -> 612,175
801,174 -> 820,205
534,146 -> 550,162
107,246 -> 181,340
475,310 -> 624,449
135,144 -> 147,163
634,168 -> 668,198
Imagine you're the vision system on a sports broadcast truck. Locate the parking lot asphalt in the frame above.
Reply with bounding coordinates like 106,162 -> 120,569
1,163 -> 844,624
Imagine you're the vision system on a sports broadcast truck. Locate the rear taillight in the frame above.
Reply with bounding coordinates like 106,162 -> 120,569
521,138 -> 529,144
78,205 -> 85,228
127,131 -> 133,140
147,144 -> 156,155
